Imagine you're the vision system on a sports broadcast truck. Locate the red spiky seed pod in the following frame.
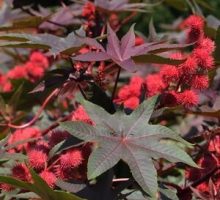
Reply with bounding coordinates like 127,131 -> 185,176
191,75 -> 209,90
28,149 -> 48,170
145,74 -> 166,97
40,170 -> 57,188
193,49 -> 214,70
12,163 -> 31,182
197,37 -> 216,54
181,15 -> 204,30
8,127 -> 41,152
60,149 -> 83,170
179,56 -> 198,75
176,90 -> 199,108
49,131 -> 70,147
180,15 -> 204,42
160,65 -> 179,83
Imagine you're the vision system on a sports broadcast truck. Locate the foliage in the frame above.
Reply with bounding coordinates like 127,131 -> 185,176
61,96 -> 196,197
0,0 -> 219,200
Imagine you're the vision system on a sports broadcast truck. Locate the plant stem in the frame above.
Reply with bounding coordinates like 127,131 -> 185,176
116,11 -> 137,31
78,84 -> 88,100
111,66 -> 121,101
20,7 -> 68,29
184,166 -> 220,190
41,113 -> 73,136
3,89 -> 59,129
113,178 -> 129,183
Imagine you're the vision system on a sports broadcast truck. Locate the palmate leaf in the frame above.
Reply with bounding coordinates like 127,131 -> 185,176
74,24 -> 191,72
61,95 -> 197,197
0,27 -> 86,56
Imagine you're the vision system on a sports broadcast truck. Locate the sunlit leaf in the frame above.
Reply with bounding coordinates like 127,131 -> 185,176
61,96 -> 196,197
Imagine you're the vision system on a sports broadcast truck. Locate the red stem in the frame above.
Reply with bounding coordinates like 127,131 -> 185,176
41,113 -> 72,136
184,166 -> 220,190
4,89 -> 59,129
111,66 -> 121,101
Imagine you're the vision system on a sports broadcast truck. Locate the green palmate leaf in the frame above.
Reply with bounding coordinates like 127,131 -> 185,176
61,96 -> 197,197
132,54 -> 186,65
0,169 -> 83,200
164,0 -> 188,11
0,27 -> 86,56
0,16 -> 48,31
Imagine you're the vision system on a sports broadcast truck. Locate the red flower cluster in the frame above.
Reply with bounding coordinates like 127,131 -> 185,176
82,2 -> 96,35
71,105 -> 94,125
82,2 -> 95,19
114,76 -> 143,109
116,15 -> 215,109
0,52 -> 49,92
0,72 -> 13,92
